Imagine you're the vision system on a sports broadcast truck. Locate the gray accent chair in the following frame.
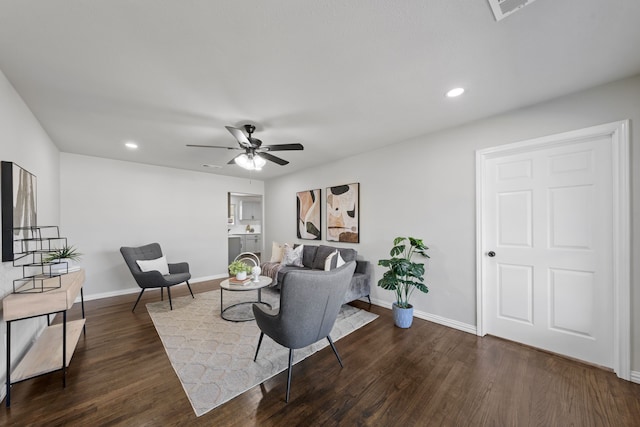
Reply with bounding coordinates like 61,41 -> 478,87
120,243 -> 193,311
252,261 -> 356,402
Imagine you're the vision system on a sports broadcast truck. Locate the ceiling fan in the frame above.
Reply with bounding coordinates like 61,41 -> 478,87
187,124 -> 304,170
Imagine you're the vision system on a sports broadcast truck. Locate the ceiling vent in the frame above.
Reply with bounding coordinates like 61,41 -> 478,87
488,0 -> 538,21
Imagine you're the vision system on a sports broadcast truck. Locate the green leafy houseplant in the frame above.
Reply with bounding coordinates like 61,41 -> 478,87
228,260 -> 253,275
44,245 -> 82,263
378,237 -> 429,309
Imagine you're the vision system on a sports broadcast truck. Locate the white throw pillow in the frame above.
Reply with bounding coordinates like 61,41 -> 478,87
336,250 -> 345,268
282,244 -> 304,267
270,241 -> 287,263
136,256 -> 169,275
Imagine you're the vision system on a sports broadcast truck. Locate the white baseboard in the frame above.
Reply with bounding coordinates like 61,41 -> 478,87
368,297 -> 477,335
78,273 -> 228,302
631,371 -> 640,384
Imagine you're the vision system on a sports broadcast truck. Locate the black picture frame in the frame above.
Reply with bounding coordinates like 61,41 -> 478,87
296,188 -> 321,240
1,161 -> 38,262
326,182 -> 359,243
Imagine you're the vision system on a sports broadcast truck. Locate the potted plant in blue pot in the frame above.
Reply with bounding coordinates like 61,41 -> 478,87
378,237 -> 429,328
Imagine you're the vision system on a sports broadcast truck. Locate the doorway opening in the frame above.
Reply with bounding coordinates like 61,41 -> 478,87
227,192 -> 263,264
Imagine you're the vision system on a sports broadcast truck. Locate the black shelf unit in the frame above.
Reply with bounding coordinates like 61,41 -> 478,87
11,226 -> 70,293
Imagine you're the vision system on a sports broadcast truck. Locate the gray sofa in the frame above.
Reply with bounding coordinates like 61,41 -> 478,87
261,244 -> 372,304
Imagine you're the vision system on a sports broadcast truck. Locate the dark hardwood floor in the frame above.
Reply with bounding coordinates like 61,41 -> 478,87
1,279 -> 639,426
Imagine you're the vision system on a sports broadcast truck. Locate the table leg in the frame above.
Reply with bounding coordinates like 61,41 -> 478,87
5,320 -> 11,407
63,310 -> 67,388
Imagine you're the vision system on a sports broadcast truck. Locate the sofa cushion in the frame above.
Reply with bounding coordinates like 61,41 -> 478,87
337,248 -> 357,263
302,245 -> 317,269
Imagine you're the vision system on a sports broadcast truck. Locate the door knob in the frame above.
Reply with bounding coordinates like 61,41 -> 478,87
487,251 -> 496,257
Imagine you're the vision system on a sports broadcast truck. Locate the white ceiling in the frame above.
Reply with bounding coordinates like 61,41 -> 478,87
1,0 -> 639,179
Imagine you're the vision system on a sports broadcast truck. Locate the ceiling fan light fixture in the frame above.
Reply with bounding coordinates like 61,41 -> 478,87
235,153 -> 266,171
253,154 -> 266,169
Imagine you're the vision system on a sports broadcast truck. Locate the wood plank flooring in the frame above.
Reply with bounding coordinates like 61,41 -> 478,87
1,279 -> 639,426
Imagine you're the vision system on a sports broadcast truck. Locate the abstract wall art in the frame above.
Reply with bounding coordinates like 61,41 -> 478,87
296,188 -> 321,240
1,161 -> 38,261
326,183 -> 359,243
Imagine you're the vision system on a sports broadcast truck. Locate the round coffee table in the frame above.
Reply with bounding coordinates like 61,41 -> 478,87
219,275 -> 273,322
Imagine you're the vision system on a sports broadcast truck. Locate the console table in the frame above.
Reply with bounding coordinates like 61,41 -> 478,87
3,269 -> 86,407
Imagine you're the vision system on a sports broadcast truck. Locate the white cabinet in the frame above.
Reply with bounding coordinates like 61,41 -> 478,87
240,200 -> 261,220
244,234 -> 262,253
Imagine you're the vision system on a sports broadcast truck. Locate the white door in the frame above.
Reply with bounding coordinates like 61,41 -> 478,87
481,132 -> 615,367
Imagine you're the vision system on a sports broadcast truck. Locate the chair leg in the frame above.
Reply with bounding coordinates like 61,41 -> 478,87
367,295 -> 372,306
254,332 -> 264,362
327,336 -> 343,368
166,286 -> 173,310
186,280 -> 194,298
286,349 -> 294,403
132,289 -> 145,312
160,287 -> 164,301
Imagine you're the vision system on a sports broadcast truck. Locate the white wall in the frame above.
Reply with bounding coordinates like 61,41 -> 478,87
264,74 -> 640,370
60,153 -> 263,298
0,69 -> 61,397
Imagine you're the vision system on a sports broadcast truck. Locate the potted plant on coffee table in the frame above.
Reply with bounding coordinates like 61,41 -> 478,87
378,236 -> 429,328
228,260 -> 253,281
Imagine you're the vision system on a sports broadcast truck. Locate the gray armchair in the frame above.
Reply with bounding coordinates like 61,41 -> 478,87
252,261 -> 356,402
120,242 -> 194,311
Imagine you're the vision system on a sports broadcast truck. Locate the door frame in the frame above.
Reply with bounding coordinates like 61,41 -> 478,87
475,120 -> 630,380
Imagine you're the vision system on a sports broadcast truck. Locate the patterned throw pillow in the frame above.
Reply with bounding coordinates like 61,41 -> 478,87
282,244 -> 304,267
324,250 -> 345,271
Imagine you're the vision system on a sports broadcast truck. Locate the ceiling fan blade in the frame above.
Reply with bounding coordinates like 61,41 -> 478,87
262,143 -> 304,151
225,126 -> 251,147
186,144 -> 241,150
259,152 -> 289,165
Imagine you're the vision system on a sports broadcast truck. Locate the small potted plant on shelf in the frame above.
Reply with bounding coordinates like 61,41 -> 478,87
44,244 -> 82,274
228,260 -> 252,281
378,236 -> 430,328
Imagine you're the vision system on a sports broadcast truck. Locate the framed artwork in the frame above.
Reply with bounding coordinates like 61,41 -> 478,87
1,161 -> 38,261
326,183 -> 359,243
296,188 -> 321,240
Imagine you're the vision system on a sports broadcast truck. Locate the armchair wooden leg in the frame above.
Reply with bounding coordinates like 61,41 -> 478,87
167,286 -> 173,310
254,332 -> 264,362
186,281 -> 194,298
286,349 -> 294,403
132,289 -> 145,312
327,336 -> 343,368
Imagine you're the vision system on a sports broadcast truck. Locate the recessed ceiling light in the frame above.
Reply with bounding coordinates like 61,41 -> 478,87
446,87 -> 465,98
125,141 -> 138,149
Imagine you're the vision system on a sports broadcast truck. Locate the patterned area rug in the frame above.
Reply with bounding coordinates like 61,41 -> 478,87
146,288 -> 378,417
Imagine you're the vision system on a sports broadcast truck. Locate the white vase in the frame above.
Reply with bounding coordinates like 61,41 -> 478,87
236,271 -> 247,281
51,258 -> 72,274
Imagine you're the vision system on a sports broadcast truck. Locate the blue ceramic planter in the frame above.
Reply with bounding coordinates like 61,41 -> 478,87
392,303 -> 414,328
